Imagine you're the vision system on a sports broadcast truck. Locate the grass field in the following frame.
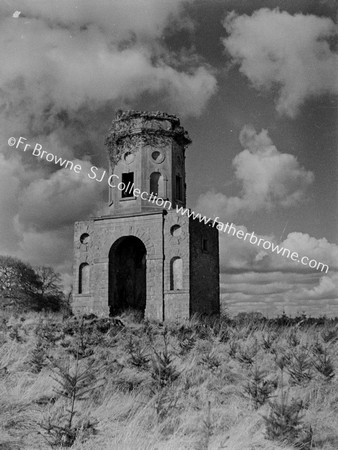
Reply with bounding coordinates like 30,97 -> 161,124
1,309 -> 338,449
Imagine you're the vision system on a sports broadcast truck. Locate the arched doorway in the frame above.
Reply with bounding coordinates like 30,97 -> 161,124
108,236 -> 146,316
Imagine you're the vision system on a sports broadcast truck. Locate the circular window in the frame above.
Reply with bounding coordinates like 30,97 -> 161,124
170,225 -> 182,237
151,150 -> 165,163
80,233 -> 90,244
124,152 -> 135,164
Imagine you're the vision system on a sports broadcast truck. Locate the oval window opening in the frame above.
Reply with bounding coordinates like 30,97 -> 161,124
151,151 -> 164,163
170,225 -> 181,237
124,152 -> 135,164
80,233 -> 90,244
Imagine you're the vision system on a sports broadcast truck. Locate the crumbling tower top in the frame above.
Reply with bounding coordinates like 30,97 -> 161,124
105,110 -> 191,168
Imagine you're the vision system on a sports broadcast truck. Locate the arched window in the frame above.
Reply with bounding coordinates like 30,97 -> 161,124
79,263 -> 90,294
150,172 -> 166,198
170,257 -> 183,290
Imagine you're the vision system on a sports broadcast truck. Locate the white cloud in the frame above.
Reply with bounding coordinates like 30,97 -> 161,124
196,125 -> 313,219
223,8 -> 338,117
15,160 -> 106,232
280,232 -> 338,271
294,274 -> 338,301
218,225 -> 338,274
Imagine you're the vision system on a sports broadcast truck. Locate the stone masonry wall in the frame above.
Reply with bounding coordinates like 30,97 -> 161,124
189,218 -> 220,316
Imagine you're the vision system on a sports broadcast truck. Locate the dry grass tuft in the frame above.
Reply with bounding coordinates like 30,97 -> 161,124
0,310 -> 338,449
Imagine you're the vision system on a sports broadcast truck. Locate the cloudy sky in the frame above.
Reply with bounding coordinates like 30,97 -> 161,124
0,0 -> 337,316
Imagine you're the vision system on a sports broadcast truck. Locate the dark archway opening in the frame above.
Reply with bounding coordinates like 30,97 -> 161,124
109,236 -> 146,316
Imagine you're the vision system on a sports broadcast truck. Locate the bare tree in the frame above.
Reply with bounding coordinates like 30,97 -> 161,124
35,266 -> 63,297
0,256 -> 65,311
35,265 -> 65,311
0,255 -> 41,308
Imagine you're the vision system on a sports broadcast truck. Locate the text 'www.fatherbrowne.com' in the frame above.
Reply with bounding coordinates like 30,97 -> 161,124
175,206 -> 329,273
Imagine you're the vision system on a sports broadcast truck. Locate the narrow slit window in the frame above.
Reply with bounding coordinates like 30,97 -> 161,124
202,238 -> 209,252
176,175 -> 182,201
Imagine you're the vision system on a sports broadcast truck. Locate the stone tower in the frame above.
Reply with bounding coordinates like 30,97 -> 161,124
72,110 -> 220,321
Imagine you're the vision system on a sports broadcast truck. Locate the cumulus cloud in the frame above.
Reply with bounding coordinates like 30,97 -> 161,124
15,160 -> 106,232
0,0 -> 217,279
218,225 -> 338,316
219,227 -> 338,274
223,8 -> 338,117
196,125 -> 313,219
279,232 -> 338,271
295,274 -> 338,301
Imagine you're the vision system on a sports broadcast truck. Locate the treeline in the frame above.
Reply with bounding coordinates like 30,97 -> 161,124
0,255 -> 67,312
227,311 -> 338,328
